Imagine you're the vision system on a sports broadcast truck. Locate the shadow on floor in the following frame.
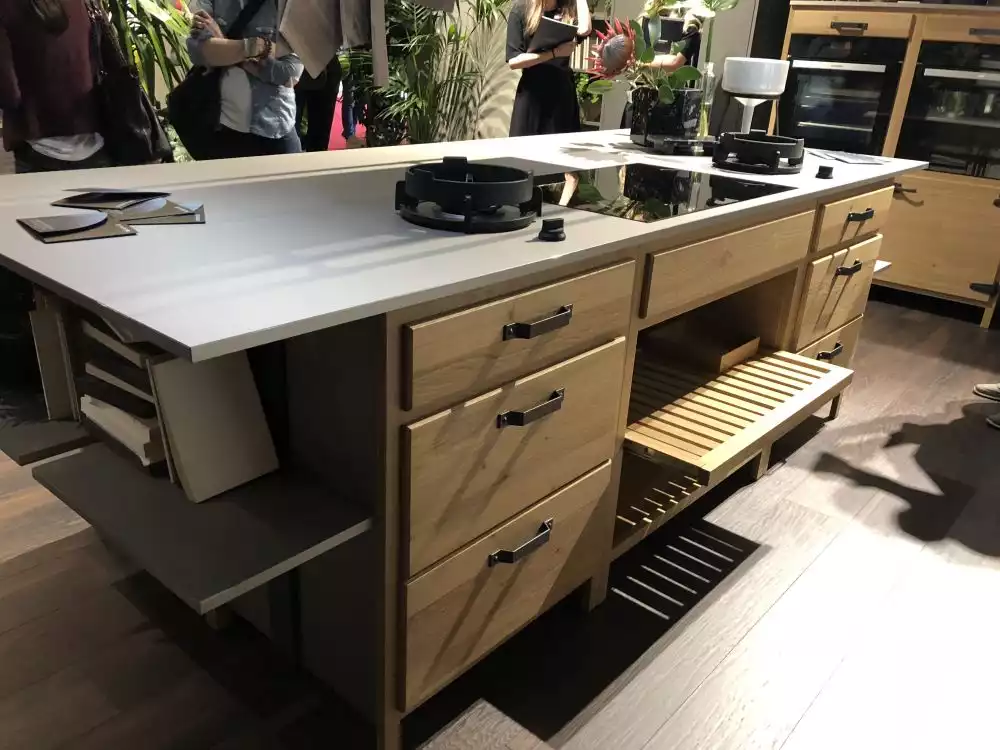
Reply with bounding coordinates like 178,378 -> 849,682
813,401 -> 994,555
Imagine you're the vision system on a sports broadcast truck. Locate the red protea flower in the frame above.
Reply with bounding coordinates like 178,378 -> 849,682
587,18 -> 636,79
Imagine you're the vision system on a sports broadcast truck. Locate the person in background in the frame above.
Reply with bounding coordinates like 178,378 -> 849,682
340,62 -> 365,148
972,383 -> 1000,430
295,56 -> 341,152
187,0 -> 303,158
506,0 -> 591,203
0,0 -> 111,173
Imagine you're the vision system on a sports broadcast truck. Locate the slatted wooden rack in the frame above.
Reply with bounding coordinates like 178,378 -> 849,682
626,350 -> 853,485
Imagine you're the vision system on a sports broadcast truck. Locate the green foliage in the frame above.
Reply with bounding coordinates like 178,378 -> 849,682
586,78 -> 614,97
576,72 -> 602,104
104,0 -> 192,108
651,64 -> 700,104
358,0 -> 509,144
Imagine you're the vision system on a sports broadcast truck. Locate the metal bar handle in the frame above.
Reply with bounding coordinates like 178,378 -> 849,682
835,260 -> 864,277
893,183 -> 917,195
817,342 -> 844,361
503,304 -> 574,341
830,21 -> 868,32
970,28 -> 1000,37
847,207 -> 875,223
497,388 -> 565,428
488,520 -> 553,567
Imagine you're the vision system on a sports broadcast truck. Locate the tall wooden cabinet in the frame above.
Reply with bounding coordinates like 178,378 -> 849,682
780,2 -> 1000,327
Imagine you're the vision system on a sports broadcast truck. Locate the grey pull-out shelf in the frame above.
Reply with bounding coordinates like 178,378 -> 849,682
33,444 -> 372,614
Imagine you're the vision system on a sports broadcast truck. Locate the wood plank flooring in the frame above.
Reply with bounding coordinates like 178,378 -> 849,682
1,298 -> 999,749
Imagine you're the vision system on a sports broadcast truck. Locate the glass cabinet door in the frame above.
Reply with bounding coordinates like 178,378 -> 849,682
897,42 -> 1000,178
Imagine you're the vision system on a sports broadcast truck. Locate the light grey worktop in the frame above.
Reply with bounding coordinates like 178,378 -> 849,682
0,131 -> 926,361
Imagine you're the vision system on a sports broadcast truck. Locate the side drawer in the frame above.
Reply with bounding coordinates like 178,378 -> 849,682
403,461 -> 611,710
643,211 -> 814,321
404,337 -> 625,576
814,186 -> 893,253
795,235 -> 881,350
925,15 -> 1000,44
790,10 -> 913,39
405,261 -> 634,411
796,315 -> 864,369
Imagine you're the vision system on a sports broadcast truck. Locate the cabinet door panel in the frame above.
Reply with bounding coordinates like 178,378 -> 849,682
878,173 -> 1000,303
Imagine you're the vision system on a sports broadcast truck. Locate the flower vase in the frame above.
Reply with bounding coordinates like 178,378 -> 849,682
697,61 -> 716,139
629,86 -> 703,151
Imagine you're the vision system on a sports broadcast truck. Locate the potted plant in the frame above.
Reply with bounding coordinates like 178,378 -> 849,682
585,18 -> 702,146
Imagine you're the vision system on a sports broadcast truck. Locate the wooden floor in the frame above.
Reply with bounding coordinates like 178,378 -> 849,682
2,297 -> 999,749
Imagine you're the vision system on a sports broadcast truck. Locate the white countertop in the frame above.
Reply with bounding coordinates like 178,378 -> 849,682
0,131 -> 925,361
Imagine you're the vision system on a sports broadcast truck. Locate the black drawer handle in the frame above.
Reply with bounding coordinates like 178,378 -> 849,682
817,342 -> 844,361
970,27 -> 1000,37
970,281 -> 999,297
497,388 -> 565,428
835,260 -> 864,277
893,183 -> 917,195
847,207 -> 875,222
503,304 -> 574,341
994,196 -> 1000,208
488,519 -> 553,567
831,21 -> 868,32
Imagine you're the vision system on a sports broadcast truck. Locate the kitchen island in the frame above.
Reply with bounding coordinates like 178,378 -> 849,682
0,130 -> 925,749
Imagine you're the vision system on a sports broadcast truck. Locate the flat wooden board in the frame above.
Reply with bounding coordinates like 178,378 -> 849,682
32,444 -> 372,613
0,388 -> 93,465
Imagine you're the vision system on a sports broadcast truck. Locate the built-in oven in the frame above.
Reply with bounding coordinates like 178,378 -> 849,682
896,40 -> 1000,179
778,35 -> 907,154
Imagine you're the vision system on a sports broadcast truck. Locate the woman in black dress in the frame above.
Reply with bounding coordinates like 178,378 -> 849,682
506,0 -> 591,138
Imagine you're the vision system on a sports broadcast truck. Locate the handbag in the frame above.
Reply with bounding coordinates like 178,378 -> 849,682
166,0 -> 269,160
86,0 -> 172,165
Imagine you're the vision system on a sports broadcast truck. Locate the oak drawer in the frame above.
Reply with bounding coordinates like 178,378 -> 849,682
403,460 -> 611,710
925,16 -> 1000,44
796,315 -> 864,369
790,10 -> 913,39
814,186 -> 893,253
404,337 -> 625,576
643,211 -> 814,321
795,235 -> 881,350
405,261 -> 634,411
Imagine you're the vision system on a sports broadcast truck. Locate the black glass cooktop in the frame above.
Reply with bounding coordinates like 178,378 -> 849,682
537,164 -> 794,223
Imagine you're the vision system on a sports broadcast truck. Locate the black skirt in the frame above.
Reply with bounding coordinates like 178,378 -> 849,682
509,63 -> 580,137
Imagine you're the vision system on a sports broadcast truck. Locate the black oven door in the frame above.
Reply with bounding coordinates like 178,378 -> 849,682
896,41 -> 1000,179
778,59 -> 900,154
778,35 -> 906,154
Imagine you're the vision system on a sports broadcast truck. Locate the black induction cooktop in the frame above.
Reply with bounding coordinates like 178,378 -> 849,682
536,164 -> 794,223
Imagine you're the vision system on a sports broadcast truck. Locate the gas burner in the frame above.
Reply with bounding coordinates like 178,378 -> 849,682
395,156 -> 542,233
712,131 -> 805,175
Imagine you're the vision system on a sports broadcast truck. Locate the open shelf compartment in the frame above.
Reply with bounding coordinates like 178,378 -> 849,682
626,350 -> 853,486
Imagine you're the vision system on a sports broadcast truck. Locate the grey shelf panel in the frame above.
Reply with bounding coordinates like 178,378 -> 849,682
33,444 -> 372,614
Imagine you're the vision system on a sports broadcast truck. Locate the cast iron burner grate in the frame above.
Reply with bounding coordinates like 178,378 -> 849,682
395,156 -> 543,234
712,131 -> 805,175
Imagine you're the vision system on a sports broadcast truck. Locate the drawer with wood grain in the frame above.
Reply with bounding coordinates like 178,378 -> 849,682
404,337 -> 625,577
795,235 -> 881,350
403,460 -> 611,710
790,10 -> 913,39
404,261 -> 634,411
643,211 -> 814,322
796,315 -> 864,369
924,15 -> 1000,44
814,186 -> 893,253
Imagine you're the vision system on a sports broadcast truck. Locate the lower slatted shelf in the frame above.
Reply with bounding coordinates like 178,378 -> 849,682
626,349 -> 853,485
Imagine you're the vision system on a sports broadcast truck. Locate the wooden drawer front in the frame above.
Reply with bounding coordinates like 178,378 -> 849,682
790,10 -> 912,39
405,261 -> 634,411
644,211 -> 814,321
404,461 -> 611,709
925,16 -> 1000,44
878,172 -> 1000,303
405,337 -> 625,576
797,315 -> 863,369
814,186 -> 893,253
796,235 -> 881,350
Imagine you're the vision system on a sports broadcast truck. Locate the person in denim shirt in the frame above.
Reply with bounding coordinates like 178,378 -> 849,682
186,0 -> 303,158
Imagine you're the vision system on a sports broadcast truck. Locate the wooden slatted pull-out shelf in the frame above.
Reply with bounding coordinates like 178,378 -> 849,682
626,350 -> 853,485
613,453 -> 708,560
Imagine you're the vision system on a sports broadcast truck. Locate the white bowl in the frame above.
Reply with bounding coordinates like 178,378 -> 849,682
722,57 -> 790,98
